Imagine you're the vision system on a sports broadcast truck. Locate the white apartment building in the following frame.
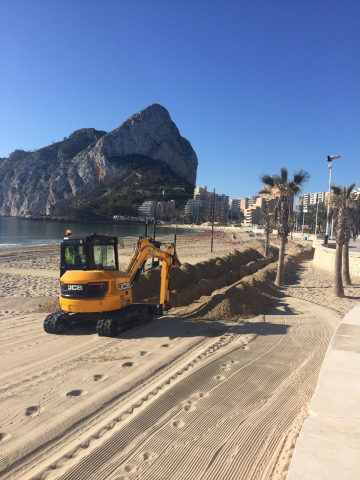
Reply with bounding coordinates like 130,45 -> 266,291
185,186 -> 229,222
296,192 -> 329,214
138,200 -> 175,220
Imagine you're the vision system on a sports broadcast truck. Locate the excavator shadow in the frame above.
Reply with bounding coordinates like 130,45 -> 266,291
59,316 -> 291,339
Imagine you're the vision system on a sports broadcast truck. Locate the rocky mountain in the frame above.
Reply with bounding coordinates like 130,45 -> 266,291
0,104 -> 198,216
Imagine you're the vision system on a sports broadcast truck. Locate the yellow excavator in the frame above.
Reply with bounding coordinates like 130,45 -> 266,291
44,228 -> 181,337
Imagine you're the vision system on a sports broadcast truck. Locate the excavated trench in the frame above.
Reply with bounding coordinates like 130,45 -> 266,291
38,240 -> 314,320
134,240 -> 313,319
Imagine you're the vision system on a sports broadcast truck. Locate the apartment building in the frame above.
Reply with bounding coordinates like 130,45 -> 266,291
138,200 -> 175,220
296,192 -> 329,214
239,197 -> 249,211
248,195 -> 259,207
243,196 -> 277,225
230,197 -> 250,218
244,206 -> 261,225
230,198 -> 241,218
185,186 -> 229,222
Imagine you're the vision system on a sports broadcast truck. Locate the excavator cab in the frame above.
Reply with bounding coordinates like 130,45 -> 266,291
60,233 -> 118,277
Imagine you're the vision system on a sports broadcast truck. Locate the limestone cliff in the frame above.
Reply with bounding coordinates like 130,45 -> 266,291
0,104 -> 198,216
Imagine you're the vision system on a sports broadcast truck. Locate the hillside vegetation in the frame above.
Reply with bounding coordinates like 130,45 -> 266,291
53,155 -> 193,219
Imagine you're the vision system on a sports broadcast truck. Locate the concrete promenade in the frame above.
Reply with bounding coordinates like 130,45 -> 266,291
287,302 -> 360,479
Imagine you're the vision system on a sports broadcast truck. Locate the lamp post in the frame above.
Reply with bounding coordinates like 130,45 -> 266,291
315,194 -> 319,239
325,155 -> 341,246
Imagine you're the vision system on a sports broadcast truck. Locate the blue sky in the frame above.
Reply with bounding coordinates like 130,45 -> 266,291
1,0 -> 359,200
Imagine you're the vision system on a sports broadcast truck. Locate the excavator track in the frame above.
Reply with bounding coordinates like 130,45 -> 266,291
43,310 -> 75,334
43,304 -> 162,337
96,304 -> 160,338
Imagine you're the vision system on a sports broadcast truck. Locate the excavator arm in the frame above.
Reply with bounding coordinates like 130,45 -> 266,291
125,237 -> 181,310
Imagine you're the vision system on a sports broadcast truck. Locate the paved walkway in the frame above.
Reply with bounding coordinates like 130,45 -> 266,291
287,302 -> 360,480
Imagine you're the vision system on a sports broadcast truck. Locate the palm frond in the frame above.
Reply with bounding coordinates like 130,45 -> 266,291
331,185 -> 342,196
347,183 -> 356,198
293,169 -> 310,186
287,182 -> 301,195
259,174 -> 275,187
280,167 -> 288,185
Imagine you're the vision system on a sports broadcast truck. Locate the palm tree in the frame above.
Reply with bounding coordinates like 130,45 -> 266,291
329,183 -> 356,297
260,167 -> 310,287
342,193 -> 360,285
260,208 -> 272,257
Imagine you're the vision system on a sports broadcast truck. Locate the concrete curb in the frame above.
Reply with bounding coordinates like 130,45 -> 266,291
287,302 -> 360,479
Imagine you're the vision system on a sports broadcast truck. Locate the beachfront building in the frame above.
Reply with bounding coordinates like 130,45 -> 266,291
230,198 -> 243,219
295,192 -> 329,218
243,197 -> 277,225
138,200 -> 175,220
239,197 -> 249,211
295,191 -> 329,226
244,204 -> 261,225
244,195 -> 266,225
248,195 -> 259,207
185,186 -> 229,223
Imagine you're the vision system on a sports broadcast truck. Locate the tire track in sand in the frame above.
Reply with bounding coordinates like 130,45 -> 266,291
35,298 -> 338,480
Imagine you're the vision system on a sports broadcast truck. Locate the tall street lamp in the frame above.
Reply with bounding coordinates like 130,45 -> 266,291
325,155 -> 341,245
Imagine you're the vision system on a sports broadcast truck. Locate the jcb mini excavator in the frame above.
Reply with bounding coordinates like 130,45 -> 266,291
43,229 -> 181,337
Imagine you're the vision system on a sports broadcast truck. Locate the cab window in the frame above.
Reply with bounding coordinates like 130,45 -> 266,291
93,244 -> 116,270
64,245 -> 86,266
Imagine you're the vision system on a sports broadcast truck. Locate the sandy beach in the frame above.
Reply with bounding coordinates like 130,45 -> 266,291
0,233 -> 359,480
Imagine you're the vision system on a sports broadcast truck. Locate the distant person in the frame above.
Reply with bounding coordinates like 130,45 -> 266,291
65,229 -> 72,237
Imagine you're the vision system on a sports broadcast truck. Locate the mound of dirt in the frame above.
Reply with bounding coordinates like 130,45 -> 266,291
37,297 -> 61,313
179,242 -> 313,321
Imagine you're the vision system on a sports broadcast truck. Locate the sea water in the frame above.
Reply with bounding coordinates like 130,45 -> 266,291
0,217 -> 192,247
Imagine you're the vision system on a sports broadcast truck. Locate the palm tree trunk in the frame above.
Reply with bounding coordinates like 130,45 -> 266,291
332,244 -> 344,297
342,241 -> 351,285
275,236 -> 286,287
264,231 -> 269,257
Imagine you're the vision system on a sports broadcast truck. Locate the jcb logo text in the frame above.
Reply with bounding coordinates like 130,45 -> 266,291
67,285 -> 83,291
118,282 -> 130,291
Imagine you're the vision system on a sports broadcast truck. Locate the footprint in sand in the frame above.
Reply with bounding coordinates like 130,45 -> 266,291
0,433 -> 11,442
161,344 -> 169,348
66,390 -> 87,397
93,374 -> 107,382
227,444 -> 239,462
123,464 -> 139,473
172,419 -> 185,428
25,406 -> 44,417
184,402 -> 196,412
215,375 -> 225,381
140,351 -> 147,356
141,451 -> 158,461
221,363 -> 231,371
122,362 -> 133,367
